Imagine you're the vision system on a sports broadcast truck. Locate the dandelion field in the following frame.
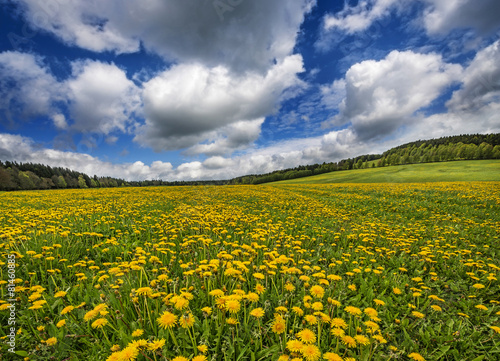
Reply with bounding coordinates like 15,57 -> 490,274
1,182 -> 500,361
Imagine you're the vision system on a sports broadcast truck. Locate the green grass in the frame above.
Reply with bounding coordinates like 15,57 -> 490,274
275,160 -> 500,184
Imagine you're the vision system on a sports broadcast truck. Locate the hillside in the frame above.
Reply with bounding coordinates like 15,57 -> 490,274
274,160 -> 500,184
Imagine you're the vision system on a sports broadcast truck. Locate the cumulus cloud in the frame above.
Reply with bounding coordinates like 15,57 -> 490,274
14,0 -> 315,73
136,55 -> 305,152
184,118 -> 265,156
423,0 -> 500,35
447,40 -> 500,111
0,51 -> 62,125
65,60 -> 141,134
323,0 -> 399,34
326,50 -> 462,140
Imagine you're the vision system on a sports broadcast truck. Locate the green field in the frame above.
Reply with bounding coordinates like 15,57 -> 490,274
1,178 -> 500,361
276,160 -> 500,184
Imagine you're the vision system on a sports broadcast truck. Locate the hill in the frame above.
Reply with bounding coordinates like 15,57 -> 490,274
274,160 -> 500,184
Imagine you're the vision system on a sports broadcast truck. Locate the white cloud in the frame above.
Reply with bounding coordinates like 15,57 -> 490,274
327,50 -> 462,140
14,0 -> 315,73
184,118 -> 265,156
65,60 -> 141,134
136,55 -> 305,152
0,51 -> 62,123
447,40 -> 500,111
423,0 -> 500,35
323,0 -> 399,34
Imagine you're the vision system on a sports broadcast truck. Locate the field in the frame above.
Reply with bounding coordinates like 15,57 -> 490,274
275,160 -> 500,184
1,182 -> 500,361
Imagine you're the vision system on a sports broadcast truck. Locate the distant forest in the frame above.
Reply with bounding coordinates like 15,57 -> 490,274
1,133 -> 499,191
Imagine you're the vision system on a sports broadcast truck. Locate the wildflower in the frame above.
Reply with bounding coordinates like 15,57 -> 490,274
292,307 -> 304,316
84,310 -> 98,321
311,302 -> 323,311
344,306 -> 362,316
179,313 -> 195,328
197,345 -> 208,353
489,326 -> 500,334
330,328 -> 345,338
331,318 -> 348,329
91,318 -> 108,329
301,344 -> 321,361
56,320 -> 66,328
287,339 -> 304,352
323,352 -> 343,361
250,308 -> 265,318
272,316 -> 286,334
136,287 -> 153,297
285,283 -> 295,292
171,357 -> 189,361
475,305 -> 488,311
310,285 -> 325,298
255,284 -> 266,294
226,317 -> 239,325
412,311 -> 425,319
408,352 -> 426,361
110,345 -> 121,352
297,328 -> 316,344
364,307 -> 378,318
54,291 -> 67,298
224,298 -> 241,313
341,335 -> 357,348
393,288 -> 402,295
132,329 -> 144,337
201,307 -> 212,315
374,299 -> 385,306
148,339 -> 166,351
431,305 -> 442,312
43,337 -> 57,346
372,335 -> 387,343
157,311 -> 177,329
355,334 -> 370,346
348,284 -> 357,291
192,356 -> 207,361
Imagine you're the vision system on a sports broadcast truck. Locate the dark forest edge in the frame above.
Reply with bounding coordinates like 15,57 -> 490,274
1,133 -> 499,191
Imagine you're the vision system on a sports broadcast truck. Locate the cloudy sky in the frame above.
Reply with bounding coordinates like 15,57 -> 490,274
1,0 -> 499,181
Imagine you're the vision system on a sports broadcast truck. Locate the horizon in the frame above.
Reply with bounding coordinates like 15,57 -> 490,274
1,1 -> 500,181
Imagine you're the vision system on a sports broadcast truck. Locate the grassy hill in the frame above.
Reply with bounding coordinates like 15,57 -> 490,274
274,159 -> 500,184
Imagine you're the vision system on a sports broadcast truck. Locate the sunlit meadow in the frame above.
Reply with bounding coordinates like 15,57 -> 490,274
1,182 -> 499,361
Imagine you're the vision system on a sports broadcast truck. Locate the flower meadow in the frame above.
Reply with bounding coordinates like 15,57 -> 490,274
1,182 -> 499,361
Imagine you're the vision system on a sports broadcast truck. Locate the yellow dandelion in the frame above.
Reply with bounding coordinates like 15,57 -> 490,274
45,337 -> 57,346
250,307 -> 265,318
301,344 -> 321,361
131,329 -> 144,337
297,328 -> 316,344
157,311 -> 177,329
408,352 -> 426,361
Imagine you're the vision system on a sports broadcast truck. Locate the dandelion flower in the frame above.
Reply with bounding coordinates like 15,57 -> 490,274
91,318 -> 108,329
412,311 -> 425,319
157,311 -> 177,329
56,320 -> 66,328
197,345 -> 208,354
310,285 -> 325,298
330,328 -> 345,338
287,339 -> 304,352
60,305 -> 74,316
301,344 -> 321,361
323,352 -> 343,361
179,313 -> 195,328
131,329 -> 144,337
393,287 -> 402,295
344,306 -> 362,316
250,307 -> 265,318
192,356 -> 207,361
408,352 -> 426,361
148,339 -> 166,351
490,326 -> 500,334
120,346 -> 140,361
171,356 -> 189,361
341,335 -> 357,348
45,337 -> 57,346
272,317 -> 286,334
354,334 -> 370,346
54,291 -> 67,298
297,328 -> 316,344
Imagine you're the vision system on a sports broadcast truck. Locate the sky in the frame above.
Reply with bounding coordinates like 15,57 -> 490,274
0,0 -> 499,181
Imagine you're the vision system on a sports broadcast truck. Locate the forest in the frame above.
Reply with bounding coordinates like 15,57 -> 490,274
0,133 -> 499,190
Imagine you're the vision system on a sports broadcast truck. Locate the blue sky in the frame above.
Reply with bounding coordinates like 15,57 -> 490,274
1,0 -> 499,181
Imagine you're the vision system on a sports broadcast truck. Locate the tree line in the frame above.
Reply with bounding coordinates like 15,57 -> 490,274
0,133 -> 499,191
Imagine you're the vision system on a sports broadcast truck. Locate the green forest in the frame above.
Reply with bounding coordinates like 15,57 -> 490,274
1,133 -> 499,191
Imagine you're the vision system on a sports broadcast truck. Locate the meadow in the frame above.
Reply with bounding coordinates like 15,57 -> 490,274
0,182 -> 499,361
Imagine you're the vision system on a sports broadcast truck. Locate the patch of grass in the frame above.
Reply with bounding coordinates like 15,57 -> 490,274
275,160 -> 500,184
